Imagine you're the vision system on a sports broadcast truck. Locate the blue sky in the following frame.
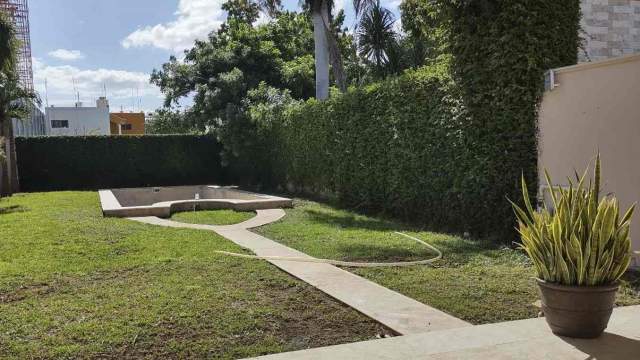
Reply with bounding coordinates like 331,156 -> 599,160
30,0 -> 401,113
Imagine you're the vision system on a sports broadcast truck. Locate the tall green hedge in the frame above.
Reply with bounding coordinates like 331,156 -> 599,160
442,0 -> 582,238
274,67 -> 500,237
256,1 -> 581,241
17,135 -> 226,191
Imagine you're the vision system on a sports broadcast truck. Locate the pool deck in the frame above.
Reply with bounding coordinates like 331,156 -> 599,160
250,305 -> 640,359
100,186 -> 292,218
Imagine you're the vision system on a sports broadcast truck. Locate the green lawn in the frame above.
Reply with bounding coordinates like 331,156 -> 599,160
171,209 -> 255,226
0,193 -> 385,359
256,199 -> 640,324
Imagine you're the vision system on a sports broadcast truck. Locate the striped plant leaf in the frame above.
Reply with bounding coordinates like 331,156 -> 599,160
512,154 -> 635,286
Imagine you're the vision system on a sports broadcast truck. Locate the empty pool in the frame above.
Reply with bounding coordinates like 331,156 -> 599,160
99,185 -> 292,218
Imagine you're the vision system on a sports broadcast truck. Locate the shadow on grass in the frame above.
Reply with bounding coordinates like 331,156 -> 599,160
0,205 -> 28,215
621,270 -> 640,292
303,208 -> 403,232
335,243 -> 433,262
301,206 -> 511,265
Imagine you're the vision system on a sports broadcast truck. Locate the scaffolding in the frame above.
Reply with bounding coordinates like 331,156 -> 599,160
0,0 -> 33,91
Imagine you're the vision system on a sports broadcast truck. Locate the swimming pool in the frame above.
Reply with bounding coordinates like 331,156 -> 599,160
99,185 -> 292,218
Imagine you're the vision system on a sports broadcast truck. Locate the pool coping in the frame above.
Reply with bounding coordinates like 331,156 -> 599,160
99,185 -> 292,218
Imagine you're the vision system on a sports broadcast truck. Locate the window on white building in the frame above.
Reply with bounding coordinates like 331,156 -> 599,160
51,120 -> 69,128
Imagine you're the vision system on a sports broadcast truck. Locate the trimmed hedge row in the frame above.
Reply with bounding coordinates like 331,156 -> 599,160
16,135 -> 226,191
272,68 -> 510,238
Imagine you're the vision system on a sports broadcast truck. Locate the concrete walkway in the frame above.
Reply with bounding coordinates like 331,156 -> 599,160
251,305 -> 640,359
129,210 -> 470,335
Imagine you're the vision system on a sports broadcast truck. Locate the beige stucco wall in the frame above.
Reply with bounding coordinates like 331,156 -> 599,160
538,54 -> 640,266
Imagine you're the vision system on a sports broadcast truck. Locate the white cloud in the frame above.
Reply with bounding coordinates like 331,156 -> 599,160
122,0 -> 226,52
33,57 -> 161,112
393,17 -> 403,35
253,11 -> 271,26
48,49 -> 85,61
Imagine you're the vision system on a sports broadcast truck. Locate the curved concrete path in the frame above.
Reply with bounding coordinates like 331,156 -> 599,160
130,209 -> 470,335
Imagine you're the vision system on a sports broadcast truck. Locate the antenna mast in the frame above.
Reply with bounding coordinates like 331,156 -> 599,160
44,78 -> 49,108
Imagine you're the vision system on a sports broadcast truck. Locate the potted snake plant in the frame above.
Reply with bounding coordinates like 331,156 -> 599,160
512,154 -> 635,338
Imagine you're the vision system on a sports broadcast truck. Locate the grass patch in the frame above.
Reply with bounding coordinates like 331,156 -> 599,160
0,193 -> 386,358
256,199 -> 640,324
171,209 -> 255,226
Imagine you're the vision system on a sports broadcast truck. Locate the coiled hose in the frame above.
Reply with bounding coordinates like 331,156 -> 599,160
215,231 -> 442,268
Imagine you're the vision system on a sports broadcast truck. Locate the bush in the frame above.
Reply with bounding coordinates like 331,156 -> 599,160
16,135 -> 226,191
218,83 -> 298,189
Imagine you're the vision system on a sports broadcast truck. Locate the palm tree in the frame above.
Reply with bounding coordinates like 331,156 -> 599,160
0,71 -> 39,196
0,12 -> 38,196
357,1 -> 398,75
256,0 -> 376,100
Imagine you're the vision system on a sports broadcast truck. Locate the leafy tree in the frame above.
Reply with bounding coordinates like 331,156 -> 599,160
222,82 -> 297,186
394,35 -> 430,70
0,72 -> 39,196
145,108 -> 196,134
399,0 -> 448,66
152,1 -> 333,184
222,0 -> 261,23
253,0 -> 378,99
151,7 -> 317,117
0,11 -> 39,197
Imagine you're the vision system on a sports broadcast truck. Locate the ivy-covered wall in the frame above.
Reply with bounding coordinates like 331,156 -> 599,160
443,0 -> 583,238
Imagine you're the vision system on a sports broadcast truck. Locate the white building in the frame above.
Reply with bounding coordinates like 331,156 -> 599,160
13,102 -> 46,137
45,97 -> 110,136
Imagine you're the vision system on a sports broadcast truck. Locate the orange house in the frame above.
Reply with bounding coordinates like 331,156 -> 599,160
110,112 -> 145,135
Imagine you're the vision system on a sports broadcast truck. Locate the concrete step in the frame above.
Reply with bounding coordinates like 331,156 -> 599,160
250,305 -> 640,360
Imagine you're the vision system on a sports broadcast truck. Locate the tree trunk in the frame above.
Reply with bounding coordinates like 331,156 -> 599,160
0,119 -> 9,197
324,20 -> 347,93
312,1 -> 330,100
7,118 -> 18,193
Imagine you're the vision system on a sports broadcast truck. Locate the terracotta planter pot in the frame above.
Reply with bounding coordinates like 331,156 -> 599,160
536,279 -> 618,338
